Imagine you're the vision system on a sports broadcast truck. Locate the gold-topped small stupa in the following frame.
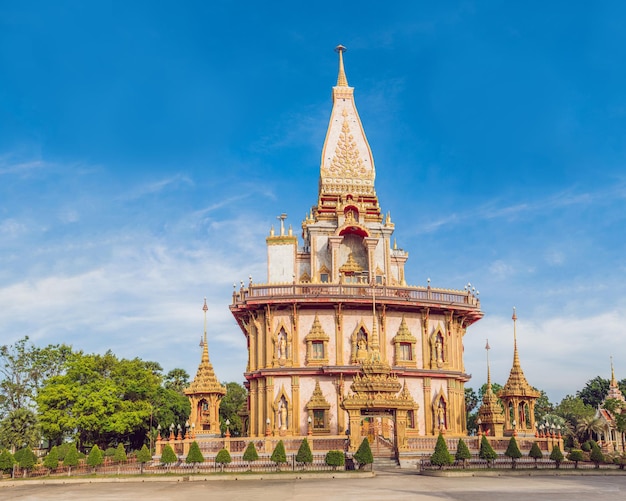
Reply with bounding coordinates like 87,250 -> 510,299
477,339 -> 505,437
498,308 -> 540,436
184,298 -> 226,435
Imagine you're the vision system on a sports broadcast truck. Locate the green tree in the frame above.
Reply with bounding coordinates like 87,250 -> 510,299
43,445 -> 59,471
590,444 -> 604,469
354,438 -> 374,469
430,433 -> 453,469
136,444 -> 152,474
87,444 -> 104,471
63,443 -> 79,475
296,438 -> 313,469
15,446 -> 37,476
37,351 -> 189,450
455,438 -> 471,469
114,443 -> 127,463
215,448 -> 232,472
325,450 -> 345,470
0,449 -> 16,474
575,416 -> 603,444
577,377 -> 610,409
533,389 -> 554,423
163,368 -> 190,393
465,387 -> 478,414
568,449 -> 584,469
550,445 -> 564,469
160,444 -> 177,470
479,435 -> 497,467
219,382 -> 247,436
185,441 -> 204,472
242,441 -> 258,470
504,436 -> 522,469
528,442 -> 543,468
271,440 -> 287,469
0,336 -> 72,415
0,407 -> 40,451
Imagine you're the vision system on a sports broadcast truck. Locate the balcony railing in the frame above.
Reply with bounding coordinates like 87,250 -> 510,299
232,283 -> 480,309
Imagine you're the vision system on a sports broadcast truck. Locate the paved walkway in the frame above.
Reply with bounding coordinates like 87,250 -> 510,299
3,470 -> 626,501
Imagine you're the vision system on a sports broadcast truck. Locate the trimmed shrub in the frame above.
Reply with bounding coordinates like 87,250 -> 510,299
215,448 -> 231,472
325,450 -> 345,470
15,447 -> 37,476
430,433 -> 453,469
296,438 -> 313,467
455,438 -> 471,469
568,449 -> 584,469
160,444 -> 177,467
114,443 -> 127,463
590,444 -> 604,468
504,436 -> 522,468
550,445 -> 564,469
43,446 -> 59,470
87,445 -> 104,470
354,438 -> 374,469
479,435 -> 497,467
242,442 -> 259,464
63,443 -> 79,474
104,447 -> 117,458
186,441 -> 204,466
136,445 -> 152,474
528,442 -> 543,468
271,440 -> 287,468
0,449 -> 16,474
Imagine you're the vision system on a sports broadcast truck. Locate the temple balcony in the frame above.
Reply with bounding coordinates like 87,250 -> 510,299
230,282 -> 482,323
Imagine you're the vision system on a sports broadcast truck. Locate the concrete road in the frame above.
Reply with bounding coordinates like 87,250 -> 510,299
3,471 -> 626,501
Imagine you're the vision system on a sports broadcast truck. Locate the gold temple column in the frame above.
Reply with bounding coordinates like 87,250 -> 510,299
328,236 -> 343,283
363,237 -> 378,283
292,376 -> 300,435
265,376 -> 274,432
423,378 -> 432,435
396,410 -> 408,451
335,305 -> 343,365
348,410 -> 361,451
250,380 -> 258,437
257,379 -> 265,437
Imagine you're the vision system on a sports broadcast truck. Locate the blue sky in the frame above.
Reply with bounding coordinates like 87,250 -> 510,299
1,1 -> 625,404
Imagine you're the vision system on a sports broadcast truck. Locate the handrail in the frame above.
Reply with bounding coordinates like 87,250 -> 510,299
232,283 -> 480,308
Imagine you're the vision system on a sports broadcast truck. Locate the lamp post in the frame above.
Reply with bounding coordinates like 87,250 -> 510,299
265,417 -> 271,436
534,422 -> 539,438
191,422 -> 195,439
307,415 -> 313,436
225,419 -> 231,438
157,424 -> 162,441
169,423 -> 175,441
177,423 -> 182,440
185,420 -> 190,440
512,419 -> 517,437
477,418 -> 482,437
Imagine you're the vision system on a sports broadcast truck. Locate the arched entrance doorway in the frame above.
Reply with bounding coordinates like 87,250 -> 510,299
361,409 -> 396,457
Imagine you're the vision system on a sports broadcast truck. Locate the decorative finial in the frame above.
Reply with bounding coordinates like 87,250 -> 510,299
512,306 -> 517,321
203,297 -> 208,312
335,45 -> 348,87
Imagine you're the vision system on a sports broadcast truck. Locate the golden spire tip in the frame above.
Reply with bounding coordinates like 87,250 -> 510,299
335,44 -> 349,87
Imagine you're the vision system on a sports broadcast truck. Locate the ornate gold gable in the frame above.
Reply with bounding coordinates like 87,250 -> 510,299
392,316 -> 417,367
304,314 -> 329,366
306,380 -> 331,434
339,252 -> 363,274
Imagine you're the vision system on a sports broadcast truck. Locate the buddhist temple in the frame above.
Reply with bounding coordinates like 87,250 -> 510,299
498,308 -> 540,436
596,358 -> 626,452
184,298 -> 226,436
229,46 -> 483,456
